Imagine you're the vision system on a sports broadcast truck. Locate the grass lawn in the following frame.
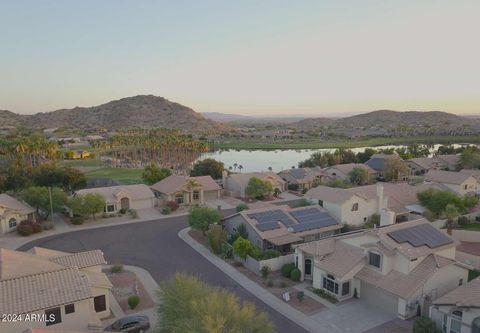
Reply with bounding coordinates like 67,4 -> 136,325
211,135 -> 480,150
84,167 -> 144,185
458,223 -> 480,231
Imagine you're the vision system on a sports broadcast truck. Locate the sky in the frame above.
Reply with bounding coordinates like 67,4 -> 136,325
1,0 -> 479,116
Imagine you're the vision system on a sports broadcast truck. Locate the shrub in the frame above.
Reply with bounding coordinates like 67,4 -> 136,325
281,263 -> 296,278
17,221 -> 34,236
71,216 -> 84,225
42,221 -> 54,230
101,212 -> 109,218
260,266 -> 271,279
119,208 -> 127,214
129,209 -> 138,219
32,223 -> 43,233
162,207 -> 172,215
109,213 -> 116,218
313,288 -> 338,303
236,203 -> 249,212
208,224 -> 227,254
110,264 -> 123,273
296,291 -> 305,303
290,268 -> 301,281
458,215 -> 471,225
233,237 -> 258,260
261,249 -> 281,260
165,201 -> 179,211
188,207 -> 223,235
127,295 -> 140,309
412,317 -> 442,333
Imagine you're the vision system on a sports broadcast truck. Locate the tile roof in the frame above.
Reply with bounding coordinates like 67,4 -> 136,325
75,184 -> 154,203
151,174 -> 221,194
326,163 -> 377,176
305,186 -> 355,203
0,193 -> 35,215
0,268 -> 91,315
227,172 -> 286,188
0,249 -> 66,280
48,250 -> 107,269
356,254 -> 454,299
313,240 -> 366,278
365,153 -> 404,171
435,154 -> 460,167
434,277 -> 480,307
279,167 -> 328,184
425,170 -> 473,185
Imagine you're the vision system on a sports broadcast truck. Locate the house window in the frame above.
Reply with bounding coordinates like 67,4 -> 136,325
175,194 -> 184,204
368,252 -> 381,269
322,274 -> 339,295
318,200 -> 324,207
464,184 -> 468,190
193,191 -> 200,201
342,281 -> 350,296
8,218 -> 17,228
94,295 -> 107,313
45,307 -> 61,326
450,310 -> 462,333
442,314 -> 447,333
351,203 -> 359,211
459,278 -> 463,286
105,204 -> 115,212
65,303 -> 75,314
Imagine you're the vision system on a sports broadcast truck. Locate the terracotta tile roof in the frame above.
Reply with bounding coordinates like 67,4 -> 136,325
305,186 -> 355,203
151,174 -> 220,194
435,154 -> 460,167
365,153 -> 404,171
327,163 -> 377,176
459,168 -> 480,179
279,167 -> 328,184
48,250 -> 107,269
83,270 -> 113,288
0,268 -> 91,315
75,184 -> 154,203
227,172 -> 286,188
0,193 -> 35,215
0,249 -> 66,280
356,254 -> 454,299
313,240 -> 366,278
425,170 -> 473,185
434,277 -> 480,307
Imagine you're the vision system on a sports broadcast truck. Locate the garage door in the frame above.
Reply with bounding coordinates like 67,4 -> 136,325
204,191 -> 219,201
360,281 -> 398,315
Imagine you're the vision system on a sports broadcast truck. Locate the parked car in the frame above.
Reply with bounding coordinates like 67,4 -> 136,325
104,315 -> 150,333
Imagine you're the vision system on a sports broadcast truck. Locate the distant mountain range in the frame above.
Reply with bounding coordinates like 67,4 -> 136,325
0,95 -> 231,134
202,112 -> 310,124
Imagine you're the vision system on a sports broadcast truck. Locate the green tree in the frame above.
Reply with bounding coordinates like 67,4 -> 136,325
141,162 -> 172,185
190,158 -> 225,180
208,224 -> 227,254
384,157 -> 408,182
158,273 -> 274,333
22,186 -> 67,219
445,203 -> 459,235
348,167 -> 369,185
245,177 -> 273,199
188,207 -> 223,235
417,188 -> 478,219
412,316 -> 442,333
232,236 -> 258,259
32,164 -> 86,191
69,193 -> 105,220
460,147 -> 480,169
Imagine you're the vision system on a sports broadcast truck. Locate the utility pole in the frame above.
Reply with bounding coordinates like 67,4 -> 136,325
48,187 -> 54,225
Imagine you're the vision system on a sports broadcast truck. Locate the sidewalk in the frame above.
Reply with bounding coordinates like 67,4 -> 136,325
178,227 -> 334,333
0,208 -> 184,250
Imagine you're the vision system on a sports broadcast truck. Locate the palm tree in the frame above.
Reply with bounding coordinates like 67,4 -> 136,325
445,204 -> 459,236
233,163 -> 238,172
268,166 -> 273,172
238,165 -> 243,172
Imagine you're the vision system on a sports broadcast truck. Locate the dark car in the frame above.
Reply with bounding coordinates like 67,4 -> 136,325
104,315 -> 150,333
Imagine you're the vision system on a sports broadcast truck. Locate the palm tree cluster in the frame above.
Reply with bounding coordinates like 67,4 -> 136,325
0,135 -> 59,167
92,129 -> 207,172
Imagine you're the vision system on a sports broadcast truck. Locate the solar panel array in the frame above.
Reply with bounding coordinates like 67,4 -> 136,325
387,223 -> 453,249
248,207 -> 338,233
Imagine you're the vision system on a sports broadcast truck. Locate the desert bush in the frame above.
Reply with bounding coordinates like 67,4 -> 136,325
129,209 -> 138,218
165,201 -> 179,211
296,291 -> 305,303
236,203 -> 249,212
128,295 -> 140,309
208,224 -> 227,254
412,317 -> 442,333
42,221 -> 54,230
162,207 -> 172,215
260,266 -> 271,279
17,221 -> 34,236
261,249 -> 281,260
290,268 -> 301,281
313,288 -> 338,303
110,264 -> 124,273
281,263 -> 296,278
458,215 -> 471,225
32,223 -> 43,233
101,212 -> 109,218
119,208 -> 127,214
71,216 -> 84,225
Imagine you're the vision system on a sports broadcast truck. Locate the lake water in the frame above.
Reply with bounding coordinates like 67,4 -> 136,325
197,144 -> 466,172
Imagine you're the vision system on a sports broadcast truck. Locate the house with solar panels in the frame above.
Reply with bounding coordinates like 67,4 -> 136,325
295,219 -> 470,319
222,205 -> 342,253
324,163 -> 378,183
278,167 -> 330,191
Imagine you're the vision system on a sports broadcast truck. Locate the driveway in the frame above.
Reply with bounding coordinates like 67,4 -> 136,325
17,212 -> 309,333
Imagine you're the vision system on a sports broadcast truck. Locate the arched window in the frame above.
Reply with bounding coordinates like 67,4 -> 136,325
8,218 -> 17,229
472,317 -> 480,333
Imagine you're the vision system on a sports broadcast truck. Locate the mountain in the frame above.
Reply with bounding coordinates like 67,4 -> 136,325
296,110 -> 480,136
202,112 -> 310,124
202,112 -> 256,122
0,95 -> 231,134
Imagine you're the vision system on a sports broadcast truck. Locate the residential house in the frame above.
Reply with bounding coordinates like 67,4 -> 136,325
151,174 -> 222,205
430,277 -> 480,333
460,168 -> 480,182
305,182 -> 433,226
74,184 -> 155,213
278,167 -> 329,191
407,154 -> 461,175
222,171 -> 287,198
324,163 -> 378,182
222,205 -> 341,253
70,150 -> 91,160
425,170 -> 478,196
295,219 -> 470,319
364,153 -> 408,180
0,247 -> 112,333
0,193 -> 35,235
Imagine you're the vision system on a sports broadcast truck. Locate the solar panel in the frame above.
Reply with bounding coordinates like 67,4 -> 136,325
256,221 -> 281,231
387,224 -> 453,249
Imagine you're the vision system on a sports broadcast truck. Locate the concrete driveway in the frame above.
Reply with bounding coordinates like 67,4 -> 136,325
17,211 -> 309,333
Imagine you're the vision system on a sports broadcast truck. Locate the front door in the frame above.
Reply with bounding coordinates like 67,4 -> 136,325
120,197 -> 130,210
305,259 -> 312,276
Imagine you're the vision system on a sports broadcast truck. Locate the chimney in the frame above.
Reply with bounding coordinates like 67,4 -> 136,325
380,209 -> 395,226
376,183 -> 384,212
222,170 -> 228,191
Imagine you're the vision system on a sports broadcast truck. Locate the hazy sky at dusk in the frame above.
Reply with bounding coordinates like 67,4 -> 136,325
1,0 -> 479,115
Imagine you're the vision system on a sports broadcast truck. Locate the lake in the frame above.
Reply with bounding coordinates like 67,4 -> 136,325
197,144 -> 466,172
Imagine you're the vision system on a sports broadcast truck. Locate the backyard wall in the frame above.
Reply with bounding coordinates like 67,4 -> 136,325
235,253 -> 294,276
